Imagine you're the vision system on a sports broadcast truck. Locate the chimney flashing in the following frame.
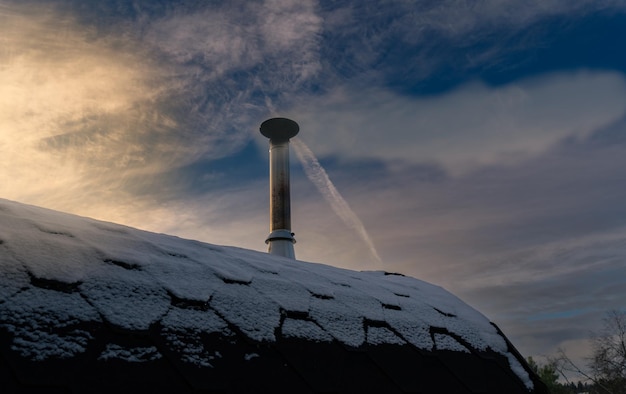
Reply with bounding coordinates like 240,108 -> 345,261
265,229 -> 296,243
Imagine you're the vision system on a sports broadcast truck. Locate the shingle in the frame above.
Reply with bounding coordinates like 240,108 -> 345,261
0,198 -> 547,393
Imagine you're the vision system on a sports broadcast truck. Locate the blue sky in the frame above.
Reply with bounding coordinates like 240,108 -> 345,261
2,0 -> 626,374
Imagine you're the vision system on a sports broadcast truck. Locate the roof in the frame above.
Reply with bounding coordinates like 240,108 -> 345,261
0,198 -> 547,393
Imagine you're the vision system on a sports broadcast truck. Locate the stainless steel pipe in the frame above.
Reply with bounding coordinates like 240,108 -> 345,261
260,118 -> 299,259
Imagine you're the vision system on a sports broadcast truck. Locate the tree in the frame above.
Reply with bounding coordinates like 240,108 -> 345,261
527,356 -> 572,393
550,310 -> 626,394
589,310 -> 626,393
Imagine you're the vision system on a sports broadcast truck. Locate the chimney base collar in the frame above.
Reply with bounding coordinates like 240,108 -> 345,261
265,229 -> 296,244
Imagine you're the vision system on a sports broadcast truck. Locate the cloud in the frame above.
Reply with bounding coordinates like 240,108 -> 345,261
142,0 -> 322,89
292,139 -> 382,267
287,71 -> 626,173
462,241 -> 624,378
314,0 -> 626,82
397,0 -> 626,36
0,2 -> 255,216
3,1 -> 625,277
3,0 -> 625,224
1,4 -> 162,205
338,123 -> 626,272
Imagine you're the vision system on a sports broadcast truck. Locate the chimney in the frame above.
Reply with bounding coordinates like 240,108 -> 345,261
260,117 -> 299,259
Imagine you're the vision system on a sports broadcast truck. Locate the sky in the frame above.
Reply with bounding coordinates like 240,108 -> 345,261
1,0 -> 626,377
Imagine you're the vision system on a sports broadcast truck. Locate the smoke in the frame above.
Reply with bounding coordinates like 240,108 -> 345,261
292,139 -> 383,267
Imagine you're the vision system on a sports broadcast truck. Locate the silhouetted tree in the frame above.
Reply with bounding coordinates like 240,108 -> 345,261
589,310 -> 626,393
549,310 -> 626,394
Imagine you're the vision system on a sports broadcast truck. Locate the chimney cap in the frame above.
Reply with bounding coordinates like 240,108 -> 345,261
260,117 -> 299,141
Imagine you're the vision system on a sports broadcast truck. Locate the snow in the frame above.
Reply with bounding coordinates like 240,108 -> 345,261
79,270 -> 171,331
433,333 -> 471,353
366,326 -> 406,346
98,344 -> 162,362
507,353 -> 534,391
244,353 -> 259,361
0,198 -> 533,389
160,307 -> 230,367
309,294 -> 365,347
210,282 -> 281,342
281,318 -> 333,342
0,287 -> 100,360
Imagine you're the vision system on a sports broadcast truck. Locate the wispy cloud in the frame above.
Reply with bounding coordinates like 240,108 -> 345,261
292,139 -> 382,267
0,3 -> 169,208
287,71 -> 626,173
314,0 -> 626,81
395,0 -> 626,36
3,0 -> 625,220
143,0 -> 322,84
0,0 -> 326,215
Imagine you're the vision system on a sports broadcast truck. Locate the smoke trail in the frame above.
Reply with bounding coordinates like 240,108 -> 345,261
292,139 -> 383,266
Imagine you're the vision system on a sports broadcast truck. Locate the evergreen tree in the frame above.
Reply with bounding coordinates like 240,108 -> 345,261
528,356 -> 573,393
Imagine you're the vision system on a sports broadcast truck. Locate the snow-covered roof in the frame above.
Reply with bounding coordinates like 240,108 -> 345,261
0,198 -> 544,393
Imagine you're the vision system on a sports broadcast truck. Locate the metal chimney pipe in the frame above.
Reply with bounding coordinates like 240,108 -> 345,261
260,117 -> 299,259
